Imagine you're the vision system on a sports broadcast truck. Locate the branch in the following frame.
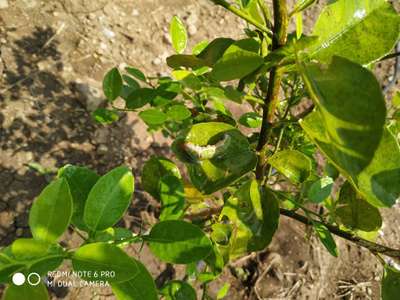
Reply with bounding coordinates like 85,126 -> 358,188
280,208 -> 400,259
256,0 -> 288,179
184,205 -> 400,260
209,0 -> 273,37
380,51 -> 400,62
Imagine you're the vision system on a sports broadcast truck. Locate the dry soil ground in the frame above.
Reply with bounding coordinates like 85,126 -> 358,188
0,0 -> 399,299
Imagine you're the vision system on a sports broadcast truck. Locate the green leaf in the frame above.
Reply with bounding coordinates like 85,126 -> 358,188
159,175 -> 185,221
211,48 -> 264,82
93,227 -> 134,243
171,70 -> 202,90
11,238 -> 61,261
217,283 -> 230,300
192,40 -> 209,55
170,16 -> 188,54
125,67 -> 146,82
211,223 -> 232,246
299,57 -> 400,207
172,122 -> 257,194
313,222 -> 338,257
303,114 -> 400,208
147,220 -> 213,264
299,57 -> 386,174
167,105 -> 192,121
269,150 -> 312,184
160,280 -> 197,300
382,265 -> 400,300
142,156 -> 181,200
29,178 -> 73,243
3,282 -> 49,300
310,0 -> 400,64
203,86 -> 244,104
125,88 -> 156,110
72,242 -> 139,283
224,38 -> 260,54
245,0 -> 265,25
111,260 -> 158,300
357,128 -> 400,207
292,0 -> 316,15
336,182 -> 382,232
220,180 -> 280,259
167,54 -> 207,69
92,108 -> 119,124
393,92 -> 400,108
139,109 -> 167,126
84,166 -> 134,231
58,165 -> 99,231
11,239 -> 64,275
122,75 -> 140,89
103,67 -> 123,102
0,264 -> 25,283
307,177 -> 334,203
197,38 -> 235,66
238,112 -> 262,128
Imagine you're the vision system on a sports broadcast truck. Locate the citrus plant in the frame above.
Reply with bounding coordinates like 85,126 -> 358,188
1,0 -> 400,299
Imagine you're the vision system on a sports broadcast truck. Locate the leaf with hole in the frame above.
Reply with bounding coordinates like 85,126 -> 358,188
172,122 -> 257,194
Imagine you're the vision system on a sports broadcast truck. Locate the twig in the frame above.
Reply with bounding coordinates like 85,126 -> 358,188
380,51 -> 400,62
280,208 -> 400,259
209,0 -> 273,37
383,42 -> 400,94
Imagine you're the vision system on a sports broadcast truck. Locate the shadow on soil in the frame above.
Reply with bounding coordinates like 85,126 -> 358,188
0,28 -> 168,293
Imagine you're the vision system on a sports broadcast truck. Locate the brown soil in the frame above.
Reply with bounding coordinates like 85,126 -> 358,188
0,0 -> 399,299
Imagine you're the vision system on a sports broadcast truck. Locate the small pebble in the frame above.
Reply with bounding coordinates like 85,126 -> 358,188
132,9 -> 139,16
152,57 -> 162,66
188,24 -> 197,36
